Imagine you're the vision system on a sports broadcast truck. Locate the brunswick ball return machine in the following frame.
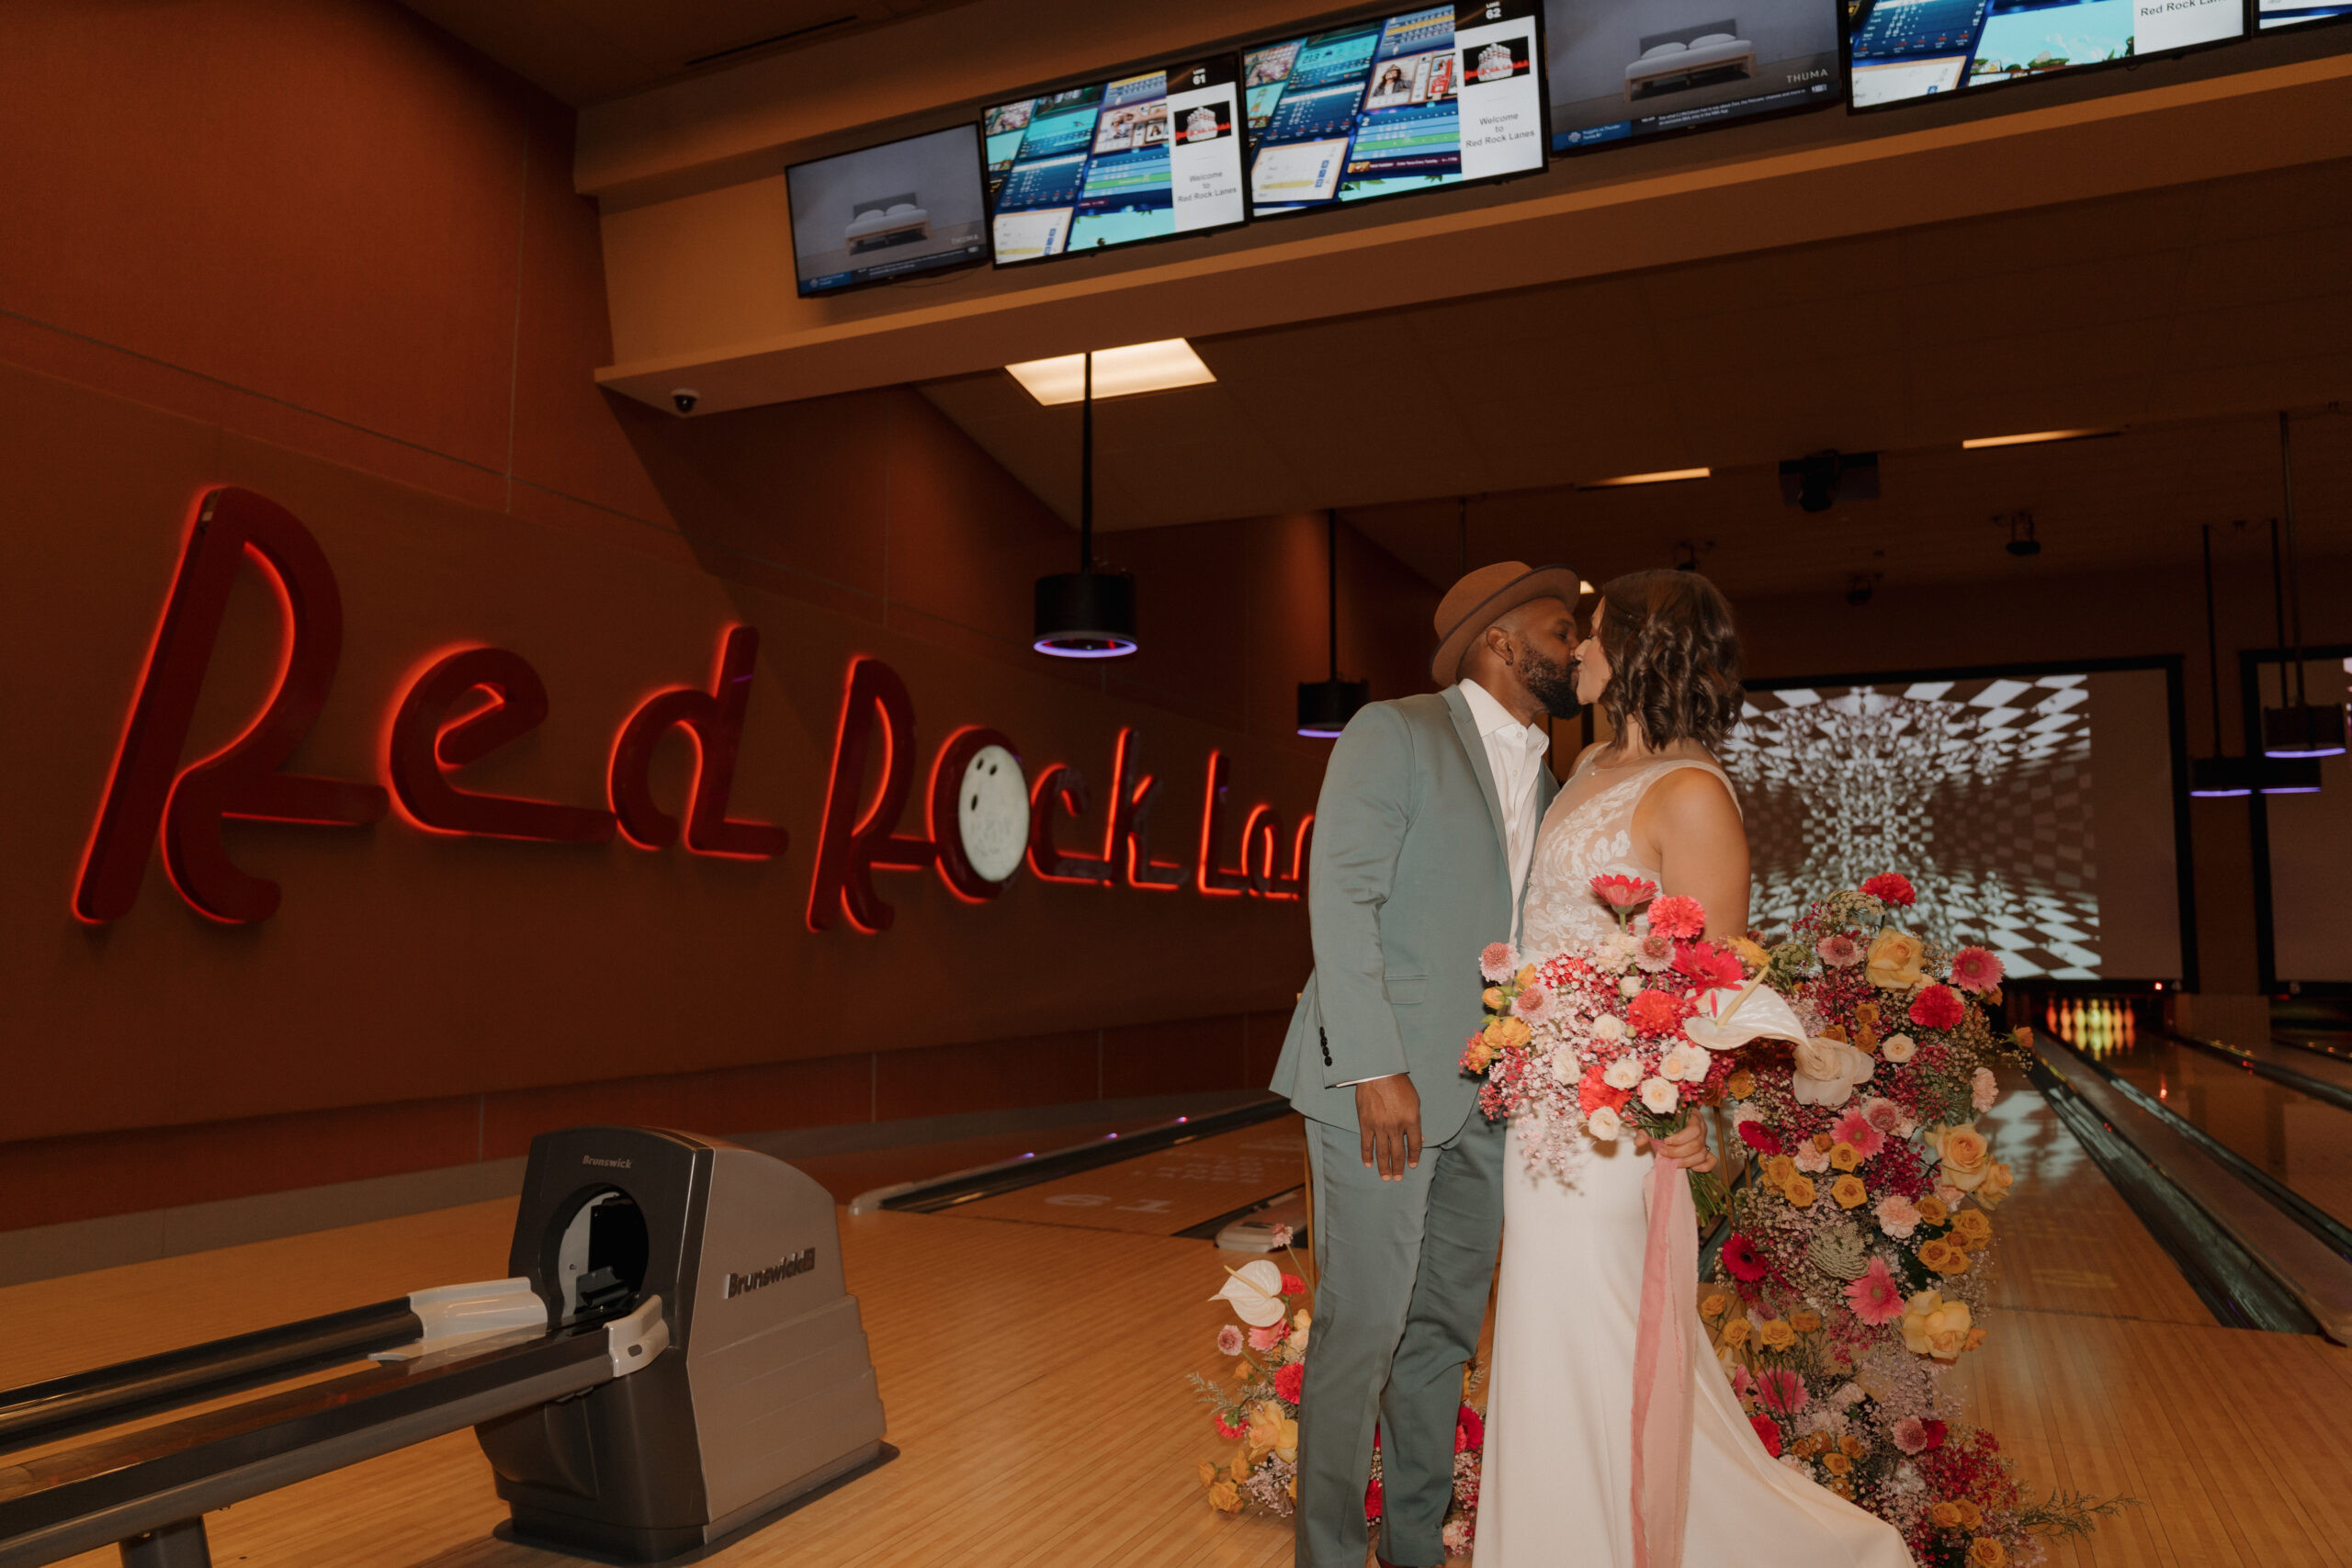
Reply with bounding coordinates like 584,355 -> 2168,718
0,1127 -> 889,1566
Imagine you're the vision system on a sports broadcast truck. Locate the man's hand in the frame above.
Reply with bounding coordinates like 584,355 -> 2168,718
1639,1118 -> 1717,1173
1356,1075 -> 1423,1181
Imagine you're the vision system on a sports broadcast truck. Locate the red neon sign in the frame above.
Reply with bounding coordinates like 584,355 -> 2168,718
77,487 -> 1316,929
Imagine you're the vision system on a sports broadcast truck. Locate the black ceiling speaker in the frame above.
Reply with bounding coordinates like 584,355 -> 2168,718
1297,510 -> 1369,738
1033,351 -> 1137,659
2004,510 -> 2041,557
1780,450 -> 1880,513
2259,412 -> 2344,760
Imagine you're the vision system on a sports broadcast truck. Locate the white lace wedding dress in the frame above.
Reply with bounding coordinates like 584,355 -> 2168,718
1472,753 -> 1914,1567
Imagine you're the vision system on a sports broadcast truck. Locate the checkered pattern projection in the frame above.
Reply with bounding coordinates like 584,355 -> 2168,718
1719,675 -> 2104,981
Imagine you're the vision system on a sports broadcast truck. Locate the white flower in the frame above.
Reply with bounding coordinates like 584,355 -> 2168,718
1587,1104 -> 1624,1141
1209,1260 -> 1287,1326
1660,1043 -> 1710,1083
1590,1013 -> 1627,1044
1599,931 -> 1639,971
1620,976 -> 1643,998
1602,1055 -> 1643,1090
1731,1101 -> 1761,1128
1833,1382 -> 1866,1407
1881,1032 -> 1917,1063
1790,1036 -> 1876,1108
1639,1077 -> 1679,1114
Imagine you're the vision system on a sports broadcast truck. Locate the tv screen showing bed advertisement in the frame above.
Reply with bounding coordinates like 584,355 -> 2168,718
1241,3 -> 1546,217
1722,664 -> 2188,983
2259,0 -> 2352,28
982,55 -> 1248,265
1544,2 -> 1840,152
787,125 -> 989,298
1845,0 -> 2242,109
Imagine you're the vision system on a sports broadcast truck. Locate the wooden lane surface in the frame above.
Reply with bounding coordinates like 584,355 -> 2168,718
940,1116 -> 1307,1236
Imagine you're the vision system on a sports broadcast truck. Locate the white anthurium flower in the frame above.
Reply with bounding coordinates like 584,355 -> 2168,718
1639,1077 -> 1679,1114
1210,1259 -> 1287,1326
1586,1104 -> 1624,1141
1790,1036 -> 1877,1109
1683,981 -> 1809,1054
1602,1055 -> 1643,1090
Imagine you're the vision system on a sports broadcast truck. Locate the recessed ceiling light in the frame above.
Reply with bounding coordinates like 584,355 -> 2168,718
1006,340 -> 1216,405
1960,429 -> 2120,449
1579,468 -> 1711,489
1577,580 -> 1596,595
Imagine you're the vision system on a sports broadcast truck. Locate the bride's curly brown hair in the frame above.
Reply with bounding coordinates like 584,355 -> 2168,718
1592,570 -> 1744,749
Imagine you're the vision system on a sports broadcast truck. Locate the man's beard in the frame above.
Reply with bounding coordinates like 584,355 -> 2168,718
1521,649 -> 1582,719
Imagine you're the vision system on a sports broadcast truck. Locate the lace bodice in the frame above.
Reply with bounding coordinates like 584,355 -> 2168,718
1520,755 -> 1737,961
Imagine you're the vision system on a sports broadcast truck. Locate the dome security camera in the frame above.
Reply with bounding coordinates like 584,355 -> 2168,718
671,389 -> 700,415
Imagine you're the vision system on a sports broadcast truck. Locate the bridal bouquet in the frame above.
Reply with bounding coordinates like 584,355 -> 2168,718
1459,874 -> 1806,1224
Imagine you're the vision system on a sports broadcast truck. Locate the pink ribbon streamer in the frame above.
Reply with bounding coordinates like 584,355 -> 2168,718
1630,1156 -> 1696,1568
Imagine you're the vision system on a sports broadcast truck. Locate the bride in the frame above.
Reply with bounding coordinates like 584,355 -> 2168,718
1473,571 -> 1912,1567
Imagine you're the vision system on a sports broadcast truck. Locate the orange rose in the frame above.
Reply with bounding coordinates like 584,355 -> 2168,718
1970,1540 -> 2007,1568
1727,1069 -> 1756,1100
1764,1155 -> 1797,1189
1953,1499 -> 1984,1531
1482,986 -> 1505,1010
1832,1175 -> 1869,1210
1929,1122 -> 1995,1190
1830,1142 -> 1861,1172
1792,1308 -> 1822,1333
1208,1480 -> 1242,1513
1823,1451 -> 1852,1476
1930,1502 -> 1964,1530
1759,1318 -> 1796,1350
1977,1161 -> 2016,1209
1820,1023 -> 1850,1043
1952,1209 -> 1993,1249
1854,999 -> 1883,1027
1784,1176 -> 1817,1209
1917,1196 -> 1951,1225
1720,1316 -> 1752,1348
1839,1434 -> 1864,1458
1815,1133 -> 1837,1153
1701,1291 -> 1733,1321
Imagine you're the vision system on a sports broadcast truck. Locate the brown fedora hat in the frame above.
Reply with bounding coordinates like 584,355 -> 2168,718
1429,561 -> 1585,687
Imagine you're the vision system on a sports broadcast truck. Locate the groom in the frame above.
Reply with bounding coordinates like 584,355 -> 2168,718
1272,563 -> 1705,1568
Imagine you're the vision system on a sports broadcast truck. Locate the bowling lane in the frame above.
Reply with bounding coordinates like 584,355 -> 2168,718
2052,1000 -> 2352,1231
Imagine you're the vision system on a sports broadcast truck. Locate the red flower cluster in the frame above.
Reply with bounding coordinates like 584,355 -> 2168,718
1591,874 -> 1657,909
1274,1361 -> 1306,1404
1578,1063 -> 1633,1115
1627,987 -> 1686,1036
1673,941 -> 1745,989
1281,1273 -> 1307,1296
1749,1415 -> 1781,1458
1907,983 -> 1965,1031
1723,1231 -> 1768,1281
1454,1404 -> 1484,1454
1860,872 -> 1917,907
1736,1120 -> 1783,1156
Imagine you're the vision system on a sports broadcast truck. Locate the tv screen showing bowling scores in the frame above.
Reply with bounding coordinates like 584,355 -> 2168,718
983,54 -> 1249,265
1242,2 -> 1547,215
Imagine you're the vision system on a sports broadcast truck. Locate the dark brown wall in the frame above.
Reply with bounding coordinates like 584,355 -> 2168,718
0,1 -> 1440,1229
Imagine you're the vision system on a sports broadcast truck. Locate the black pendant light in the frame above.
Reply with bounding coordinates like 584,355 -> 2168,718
1296,510 -> 1368,739
2188,522 -> 2320,797
2260,412 -> 2346,759
1033,351 -> 1137,659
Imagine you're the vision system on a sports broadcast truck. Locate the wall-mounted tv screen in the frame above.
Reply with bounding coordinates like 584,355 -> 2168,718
787,125 -> 990,298
982,55 -> 1249,265
1722,662 -> 2189,984
1544,0 -> 1841,152
2259,0 -> 2352,26
1241,2 -> 1547,216
1846,0 -> 2242,110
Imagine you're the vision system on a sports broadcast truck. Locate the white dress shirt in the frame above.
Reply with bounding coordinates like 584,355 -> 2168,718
1342,680 -> 1551,1088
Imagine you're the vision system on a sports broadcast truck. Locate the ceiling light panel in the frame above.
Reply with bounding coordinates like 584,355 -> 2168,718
1960,429 -> 2120,449
1006,340 -> 1216,405
1581,468 -> 1711,489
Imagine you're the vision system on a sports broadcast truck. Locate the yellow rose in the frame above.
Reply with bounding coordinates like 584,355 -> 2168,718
1820,1023 -> 1850,1043
1275,1418 -> 1299,1463
1823,1451 -> 1852,1476
1720,1316 -> 1753,1348
1929,1123 -> 1994,1191
1515,964 -> 1539,988
1247,1401 -> 1284,1458
1976,1161 -> 2016,1210
1831,1477 -> 1856,1500
1830,1142 -> 1860,1172
1917,1196 -> 1951,1225
1815,1133 -> 1837,1153
1734,937 -> 1770,970
1199,1461 -> 1220,1486
1953,1500 -> 1984,1531
1933,1247 -> 1971,1277
1208,1480 -> 1242,1513
1792,1308 -> 1822,1333
1952,1209 -> 1993,1249
1764,1155 -> 1797,1189
1486,1014 -> 1532,1052
1759,1318 -> 1796,1350
1784,1176 -> 1817,1209
1701,1291 -> 1733,1321
1482,986 -> 1505,1010
1727,1069 -> 1756,1100
1831,1174 -> 1869,1210
1854,999 -> 1882,1027
1964,1326 -> 1987,1352
1228,1444 -> 1253,1483
1867,929 -> 1928,989
1854,1024 -> 1881,1055
1839,1434 -> 1864,1458
1901,1290 -> 1973,1362
1970,1540 -> 2007,1568
1930,1501 -> 1964,1530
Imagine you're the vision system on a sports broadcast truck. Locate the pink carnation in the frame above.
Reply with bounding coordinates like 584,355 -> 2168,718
1949,945 -> 2005,995
1217,1325 -> 1244,1357
1729,1364 -> 1754,1402
1249,1324 -> 1285,1353
1874,1193 -> 1920,1239
1273,1361 -> 1306,1404
1648,894 -> 1706,940
1845,1256 -> 1907,1325
1815,933 -> 1862,968
1831,1107 -> 1886,1159
1973,1066 -> 1999,1113
1479,942 -> 1520,983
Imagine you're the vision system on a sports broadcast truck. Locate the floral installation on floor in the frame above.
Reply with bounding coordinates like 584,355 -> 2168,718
1190,1228 -> 1487,1555
1461,871 -> 2126,1568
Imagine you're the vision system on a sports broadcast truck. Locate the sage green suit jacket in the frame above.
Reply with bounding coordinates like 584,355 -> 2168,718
1270,686 -> 1558,1143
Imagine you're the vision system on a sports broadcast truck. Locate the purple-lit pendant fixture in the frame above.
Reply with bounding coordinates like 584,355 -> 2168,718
1034,351 -> 1138,659
2188,523 -> 2319,797
2260,412 -> 2346,760
1297,510 -> 1368,739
